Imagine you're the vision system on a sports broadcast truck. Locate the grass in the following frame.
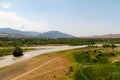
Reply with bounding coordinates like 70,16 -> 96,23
71,47 -> 120,80
37,46 -> 120,80
29,46 -> 120,80
0,47 -> 35,57
1,46 -> 120,80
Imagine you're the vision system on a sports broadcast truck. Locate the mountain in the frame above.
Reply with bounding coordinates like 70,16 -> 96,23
0,33 -> 28,38
0,28 -> 41,36
0,28 -> 75,38
39,31 -> 75,38
85,34 -> 120,38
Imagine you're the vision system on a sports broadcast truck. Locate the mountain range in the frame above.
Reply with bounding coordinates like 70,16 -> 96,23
85,34 -> 120,38
0,28 -> 75,38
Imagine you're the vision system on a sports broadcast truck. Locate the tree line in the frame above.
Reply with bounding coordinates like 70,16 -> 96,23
0,38 -> 120,47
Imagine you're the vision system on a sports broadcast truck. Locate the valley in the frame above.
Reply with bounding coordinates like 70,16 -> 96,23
0,45 -> 120,80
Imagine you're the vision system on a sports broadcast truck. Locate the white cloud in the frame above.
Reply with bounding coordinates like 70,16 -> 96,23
0,10 -> 48,32
0,3 -> 12,9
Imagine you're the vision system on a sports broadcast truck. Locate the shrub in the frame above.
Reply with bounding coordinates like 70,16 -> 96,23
74,52 -> 91,63
69,66 -> 74,72
102,44 -> 110,48
12,47 -> 23,57
108,72 -> 120,80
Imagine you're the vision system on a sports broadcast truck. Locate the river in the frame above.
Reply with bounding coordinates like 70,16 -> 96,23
0,45 -> 87,68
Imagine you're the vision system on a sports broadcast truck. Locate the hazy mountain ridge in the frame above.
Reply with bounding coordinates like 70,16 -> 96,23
0,33 -> 28,38
39,31 -> 75,38
0,28 -> 75,38
85,34 -> 120,38
0,28 -> 41,36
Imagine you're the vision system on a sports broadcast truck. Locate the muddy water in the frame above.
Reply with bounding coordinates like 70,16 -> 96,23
0,45 -> 86,68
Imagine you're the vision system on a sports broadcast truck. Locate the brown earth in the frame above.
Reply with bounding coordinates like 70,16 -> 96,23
0,54 -> 71,80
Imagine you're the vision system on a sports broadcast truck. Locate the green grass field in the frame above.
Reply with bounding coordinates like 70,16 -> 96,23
45,46 -> 120,80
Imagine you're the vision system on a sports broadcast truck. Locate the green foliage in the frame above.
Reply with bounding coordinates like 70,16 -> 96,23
102,44 -> 111,48
73,48 -> 120,80
108,72 -> 120,80
0,38 -> 120,47
74,50 -> 110,64
74,69 -> 88,80
114,61 -> 120,66
0,48 -> 33,57
0,48 -> 13,57
74,52 -> 91,63
12,46 -> 23,57
74,64 -> 118,80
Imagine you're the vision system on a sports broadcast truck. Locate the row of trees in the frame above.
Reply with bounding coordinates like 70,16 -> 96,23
103,44 -> 117,52
0,38 -> 120,47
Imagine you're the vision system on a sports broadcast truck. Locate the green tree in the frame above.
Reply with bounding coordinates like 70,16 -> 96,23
12,46 -> 23,57
110,44 -> 117,52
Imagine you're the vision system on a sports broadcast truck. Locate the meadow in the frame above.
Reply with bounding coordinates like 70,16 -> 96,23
52,46 -> 120,80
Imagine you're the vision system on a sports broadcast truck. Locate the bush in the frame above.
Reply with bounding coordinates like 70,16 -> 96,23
74,52 -> 91,63
108,72 -> 120,80
102,44 -> 110,48
12,47 -> 23,57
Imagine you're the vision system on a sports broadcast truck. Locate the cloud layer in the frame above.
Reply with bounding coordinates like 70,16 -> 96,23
0,10 -> 48,32
0,3 -> 12,9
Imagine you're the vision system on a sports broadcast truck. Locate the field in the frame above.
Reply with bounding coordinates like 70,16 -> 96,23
0,46 -> 120,80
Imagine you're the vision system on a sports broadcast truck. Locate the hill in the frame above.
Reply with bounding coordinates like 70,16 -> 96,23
39,31 -> 75,38
0,28 -> 75,38
85,34 -> 120,38
0,28 -> 40,36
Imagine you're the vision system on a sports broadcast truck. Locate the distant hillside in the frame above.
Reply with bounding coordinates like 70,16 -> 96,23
0,28 -> 41,36
0,28 -> 76,38
85,34 -> 120,38
0,33 -> 28,38
39,31 -> 75,38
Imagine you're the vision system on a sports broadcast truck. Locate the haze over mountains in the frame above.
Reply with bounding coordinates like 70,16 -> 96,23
0,28 -> 120,38
0,28 -> 75,38
84,34 -> 120,38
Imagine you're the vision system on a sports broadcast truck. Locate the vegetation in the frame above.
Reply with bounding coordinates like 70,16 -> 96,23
49,46 -> 120,80
1,37 -> 120,79
0,48 -> 34,57
0,48 -> 13,57
72,47 -> 120,80
103,43 -> 117,52
12,46 -> 23,57
0,38 -> 120,47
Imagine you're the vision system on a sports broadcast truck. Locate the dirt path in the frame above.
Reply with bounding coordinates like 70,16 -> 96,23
11,57 -> 60,80
27,67 -> 65,80
0,53 -> 71,80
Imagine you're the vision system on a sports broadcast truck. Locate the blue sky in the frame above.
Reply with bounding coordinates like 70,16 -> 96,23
0,0 -> 120,36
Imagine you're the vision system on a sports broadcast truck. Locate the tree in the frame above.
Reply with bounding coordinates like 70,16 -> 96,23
102,44 -> 110,48
110,44 -> 117,52
102,43 -> 117,52
12,46 -> 23,57
88,40 -> 95,47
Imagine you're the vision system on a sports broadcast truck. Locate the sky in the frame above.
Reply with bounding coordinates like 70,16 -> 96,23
0,0 -> 120,36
